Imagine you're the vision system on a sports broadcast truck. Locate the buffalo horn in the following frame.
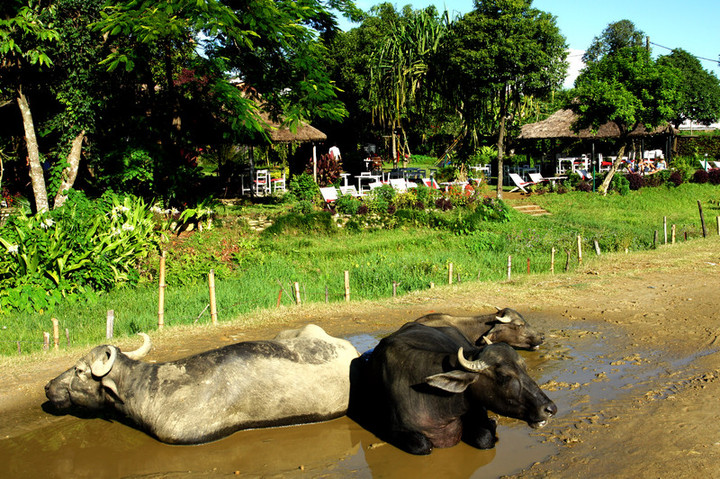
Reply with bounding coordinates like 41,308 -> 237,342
482,336 -> 493,345
495,312 -> 511,323
124,332 -> 152,360
90,346 -> 117,377
457,347 -> 489,372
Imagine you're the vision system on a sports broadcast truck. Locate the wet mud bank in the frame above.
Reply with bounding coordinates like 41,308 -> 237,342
3,312 -> 714,479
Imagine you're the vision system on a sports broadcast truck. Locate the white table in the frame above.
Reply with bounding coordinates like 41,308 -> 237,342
357,175 -> 382,194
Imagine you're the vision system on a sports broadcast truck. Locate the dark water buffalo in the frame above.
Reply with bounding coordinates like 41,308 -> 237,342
414,307 -> 544,350
45,324 -> 359,444
355,322 -> 556,455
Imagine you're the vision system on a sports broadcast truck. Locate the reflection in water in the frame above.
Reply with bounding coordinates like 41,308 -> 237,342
2,411 -> 554,479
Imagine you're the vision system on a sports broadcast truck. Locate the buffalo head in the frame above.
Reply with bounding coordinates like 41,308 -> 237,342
483,308 -> 545,350
425,343 -> 556,429
45,333 -> 151,411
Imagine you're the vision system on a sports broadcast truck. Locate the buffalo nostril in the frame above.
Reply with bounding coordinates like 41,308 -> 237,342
545,402 -> 558,416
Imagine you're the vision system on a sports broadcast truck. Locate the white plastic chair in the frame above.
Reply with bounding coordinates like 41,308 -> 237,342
271,171 -> 286,193
253,169 -> 270,196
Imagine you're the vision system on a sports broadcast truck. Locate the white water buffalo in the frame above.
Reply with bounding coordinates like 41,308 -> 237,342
414,307 -> 545,350
351,322 -> 556,455
45,324 -> 359,444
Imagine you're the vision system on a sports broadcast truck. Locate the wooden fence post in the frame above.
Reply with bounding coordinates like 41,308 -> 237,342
43,332 -> 50,351
209,269 -> 218,324
507,255 -> 512,280
716,216 -> 720,236
698,200 -> 707,238
65,328 -> 70,348
293,282 -> 302,305
526,257 -> 530,274
671,224 -> 676,244
577,235 -> 582,264
565,250 -> 570,272
448,263 -> 453,285
664,216 -> 668,244
344,271 -> 350,302
51,318 -> 59,350
594,240 -> 601,256
276,289 -> 283,308
429,282 -> 434,289
392,282 -> 398,297
106,310 -> 114,339
654,230 -> 658,249
551,247 -> 555,275
158,250 -> 166,330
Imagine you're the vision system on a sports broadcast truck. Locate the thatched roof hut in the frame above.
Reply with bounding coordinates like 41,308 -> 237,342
260,111 -> 327,144
518,109 -> 675,140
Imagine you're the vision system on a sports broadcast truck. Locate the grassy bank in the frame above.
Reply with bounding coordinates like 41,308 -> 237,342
1,183 -> 718,355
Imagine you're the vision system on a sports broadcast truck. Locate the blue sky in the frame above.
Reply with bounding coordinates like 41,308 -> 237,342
339,0 -> 720,87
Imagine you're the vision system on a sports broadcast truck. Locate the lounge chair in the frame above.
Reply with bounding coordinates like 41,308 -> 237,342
509,173 -> 537,193
389,178 -> 408,192
339,185 -> 361,197
319,187 -> 338,204
422,178 -> 440,189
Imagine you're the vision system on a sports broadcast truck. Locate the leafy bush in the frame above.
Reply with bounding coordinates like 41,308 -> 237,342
0,193 -> 165,313
335,194 -> 362,215
668,170 -> 683,187
304,153 -> 342,187
435,197 -> 453,211
693,169 -> 709,184
263,211 -> 338,236
627,173 -> 645,190
575,180 -> 592,192
289,173 -> 320,202
708,169 -> 720,185
611,174 -> 630,195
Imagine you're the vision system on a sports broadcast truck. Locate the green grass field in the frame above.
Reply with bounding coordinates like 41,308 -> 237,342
1,182 -> 718,355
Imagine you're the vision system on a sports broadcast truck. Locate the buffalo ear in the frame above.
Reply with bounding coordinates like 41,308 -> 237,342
101,377 -> 123,403
425,370 -> 478,393
90,346 -> 117,377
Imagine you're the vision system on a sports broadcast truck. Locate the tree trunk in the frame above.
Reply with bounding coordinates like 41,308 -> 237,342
17,85 -> 49,212
53,130 -> 86,209
495,88 -> 508,199
599,143 -> 628,195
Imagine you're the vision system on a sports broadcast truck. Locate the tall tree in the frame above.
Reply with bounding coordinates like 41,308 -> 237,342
368,5 -> 448,162
439,0 -> 567,198
573,46 -> 677,194
0,1 -> 60,212
92,0 -> 357,200
657,48 -> 720,128
582,19 -> 645,65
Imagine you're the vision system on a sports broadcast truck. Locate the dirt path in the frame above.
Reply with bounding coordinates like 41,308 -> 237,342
2,236 -> 720,477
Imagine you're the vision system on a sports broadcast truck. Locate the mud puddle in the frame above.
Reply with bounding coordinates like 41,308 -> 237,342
2,318 -> 711,479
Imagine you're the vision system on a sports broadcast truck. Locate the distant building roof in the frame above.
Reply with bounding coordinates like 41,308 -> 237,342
518,109 -> 675,140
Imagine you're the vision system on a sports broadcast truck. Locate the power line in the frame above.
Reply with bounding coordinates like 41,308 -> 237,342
649,41 -> 719,65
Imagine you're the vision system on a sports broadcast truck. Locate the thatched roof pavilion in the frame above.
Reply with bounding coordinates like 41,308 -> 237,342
518,109 -> 675,140
260,111 -> 327,144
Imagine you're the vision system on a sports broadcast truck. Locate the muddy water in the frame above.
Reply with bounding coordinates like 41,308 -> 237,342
2,318 -> 700,479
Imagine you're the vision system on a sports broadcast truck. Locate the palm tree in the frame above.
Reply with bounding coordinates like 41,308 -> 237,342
369,7 -> 449,164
